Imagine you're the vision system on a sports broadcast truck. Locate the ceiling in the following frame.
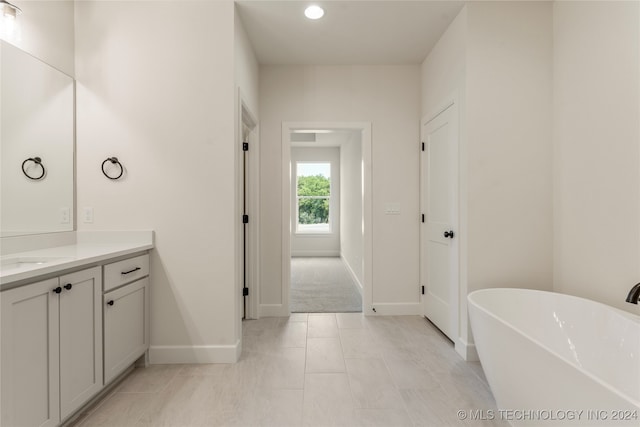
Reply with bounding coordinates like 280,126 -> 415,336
235,1 -> 465,65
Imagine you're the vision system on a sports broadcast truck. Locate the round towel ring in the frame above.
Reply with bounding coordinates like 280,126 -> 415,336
102,157 -> 124,180
21,157 -> 46,180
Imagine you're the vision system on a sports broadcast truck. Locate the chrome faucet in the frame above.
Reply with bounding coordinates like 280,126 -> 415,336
626,283 -> 640,304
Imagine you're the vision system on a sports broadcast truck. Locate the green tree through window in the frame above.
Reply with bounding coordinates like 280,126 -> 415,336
297,163 -> 331,232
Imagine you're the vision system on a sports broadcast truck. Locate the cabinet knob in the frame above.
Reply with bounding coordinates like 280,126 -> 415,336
64,283 -> 72,290
107,300 -> 114,306
53,286 -> 62,294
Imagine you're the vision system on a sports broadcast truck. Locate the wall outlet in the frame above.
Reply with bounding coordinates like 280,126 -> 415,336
83,207 -> 94,223
60,207 -> 70,224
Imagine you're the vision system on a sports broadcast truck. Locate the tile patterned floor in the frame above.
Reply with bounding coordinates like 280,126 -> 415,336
71,314 -> 507,426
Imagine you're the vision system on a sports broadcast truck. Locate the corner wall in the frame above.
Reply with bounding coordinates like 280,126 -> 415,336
553,1 -> 640,313
75,0 -> 242,363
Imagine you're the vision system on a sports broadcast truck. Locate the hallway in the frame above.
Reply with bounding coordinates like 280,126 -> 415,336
290,257 -> 362,313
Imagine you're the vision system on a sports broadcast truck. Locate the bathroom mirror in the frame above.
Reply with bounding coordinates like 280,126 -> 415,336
1,41 -> 74,236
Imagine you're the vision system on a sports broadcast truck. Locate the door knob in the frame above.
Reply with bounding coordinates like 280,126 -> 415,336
444,230 -> 455,239
64,283 -> 72,290
53,286 -> 62,294
107,300 -> 114,306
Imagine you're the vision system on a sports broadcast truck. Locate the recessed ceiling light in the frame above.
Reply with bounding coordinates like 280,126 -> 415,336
304,5 -> 324,20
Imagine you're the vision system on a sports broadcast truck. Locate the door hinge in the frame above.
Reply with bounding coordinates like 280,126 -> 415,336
421,214 -> 425,223
243,287 -> 249,296
242,214 -> 249,224
242,142 -> 249,151
421,142 -> 425,152
421,285 -> 425,295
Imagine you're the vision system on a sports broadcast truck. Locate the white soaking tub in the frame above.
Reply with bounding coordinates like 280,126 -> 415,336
468,288 -> 639,426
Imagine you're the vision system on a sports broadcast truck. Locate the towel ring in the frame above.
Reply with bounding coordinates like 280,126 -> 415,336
102,157 -> 124,180
21,157 -> 46,180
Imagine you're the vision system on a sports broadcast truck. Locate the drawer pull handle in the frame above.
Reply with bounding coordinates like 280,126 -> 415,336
121,267 -> 141,275
64,283 -> 72,290
53,286 -> 62,294
107,300 -> 114,306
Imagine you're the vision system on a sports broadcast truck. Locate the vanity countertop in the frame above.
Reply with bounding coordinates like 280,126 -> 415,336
0,230 -> 154,290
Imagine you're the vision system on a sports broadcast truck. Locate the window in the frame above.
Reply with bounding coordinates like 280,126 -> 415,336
296,162 -> 331,233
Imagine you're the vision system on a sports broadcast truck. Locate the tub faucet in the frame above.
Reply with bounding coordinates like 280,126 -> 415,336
626,283 -> 640,304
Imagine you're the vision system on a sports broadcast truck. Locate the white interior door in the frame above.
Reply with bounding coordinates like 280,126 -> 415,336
421,102 -> 459,341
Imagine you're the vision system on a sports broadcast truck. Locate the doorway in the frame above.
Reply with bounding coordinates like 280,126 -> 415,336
420,101 -> 459,341
240,100 -> 259,320
282,122 -> 373,314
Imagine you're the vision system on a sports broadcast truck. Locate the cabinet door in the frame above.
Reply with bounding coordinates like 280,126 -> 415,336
1,278 -> 60,427
104,277 -> 149,384
58,267 -> 103,420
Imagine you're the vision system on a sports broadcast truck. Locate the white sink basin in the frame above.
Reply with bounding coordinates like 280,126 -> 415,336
1,256 -> 71,271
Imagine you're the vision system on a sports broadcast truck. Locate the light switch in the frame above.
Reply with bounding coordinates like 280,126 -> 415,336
83,207 -> 94,223
60,207 -> 70,224
384,203 -> 400,215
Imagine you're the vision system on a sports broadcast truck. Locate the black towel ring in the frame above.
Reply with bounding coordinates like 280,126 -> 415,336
21,157 -> 46,180
102,157 -> 124,180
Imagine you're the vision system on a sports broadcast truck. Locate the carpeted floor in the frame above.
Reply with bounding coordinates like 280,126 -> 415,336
290,257 -> 362,313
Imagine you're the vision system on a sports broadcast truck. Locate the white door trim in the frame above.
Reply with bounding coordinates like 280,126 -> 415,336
238,90 -> 259,320
281,122 -> 372,315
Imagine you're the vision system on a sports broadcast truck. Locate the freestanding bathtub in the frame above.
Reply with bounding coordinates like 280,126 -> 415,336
468,288 -> 640,426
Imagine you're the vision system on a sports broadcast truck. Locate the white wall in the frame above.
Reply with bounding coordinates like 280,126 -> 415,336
2,0 -> 74,76
340,131 -> 364,288
260,65 -> 421,315
553,1 -> 640,313
75,0 -> 247,363
421,1 -> 554,355
291,146 -> 340,257
465,1 -> 553,292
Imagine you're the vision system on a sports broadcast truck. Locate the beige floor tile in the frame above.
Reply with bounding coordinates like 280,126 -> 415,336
354,408 -> 415,427
135,375 -> 243,426
302,373 -> 359,427
401,387 -> 461,426
339,328 -> 381,359
345,358 -> 405,410
282,313 -> 309,323
384,355 -> 438,390
222,388 -> 304,427
243,317 -> 281,336
72,315 -> 502,427
116,364 -> 183,394
305,337 -> 346,373
74,392 -> 155,427
336,312 -> 367,329
259,347 -> 306,389
307,313 -> 339,338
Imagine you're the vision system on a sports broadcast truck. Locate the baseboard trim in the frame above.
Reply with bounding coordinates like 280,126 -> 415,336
149,341 -> 240,364
368,302 -> 421,316
455,338 -> 479,361
291,251 -> 340,257
341,255 -> 363,296
259,303 -> 287,317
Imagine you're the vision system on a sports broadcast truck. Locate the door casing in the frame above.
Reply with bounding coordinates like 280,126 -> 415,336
281,122 -> 373,316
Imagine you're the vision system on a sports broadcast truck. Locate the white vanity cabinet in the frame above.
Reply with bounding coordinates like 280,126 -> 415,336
0,266 -> 102,427
103,254 -> 150,384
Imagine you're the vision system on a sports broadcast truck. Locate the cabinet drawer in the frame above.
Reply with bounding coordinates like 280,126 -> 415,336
103,254 -> 149,291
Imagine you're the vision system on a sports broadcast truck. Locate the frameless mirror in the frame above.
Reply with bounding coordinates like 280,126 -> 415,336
1,41 -> 74,236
